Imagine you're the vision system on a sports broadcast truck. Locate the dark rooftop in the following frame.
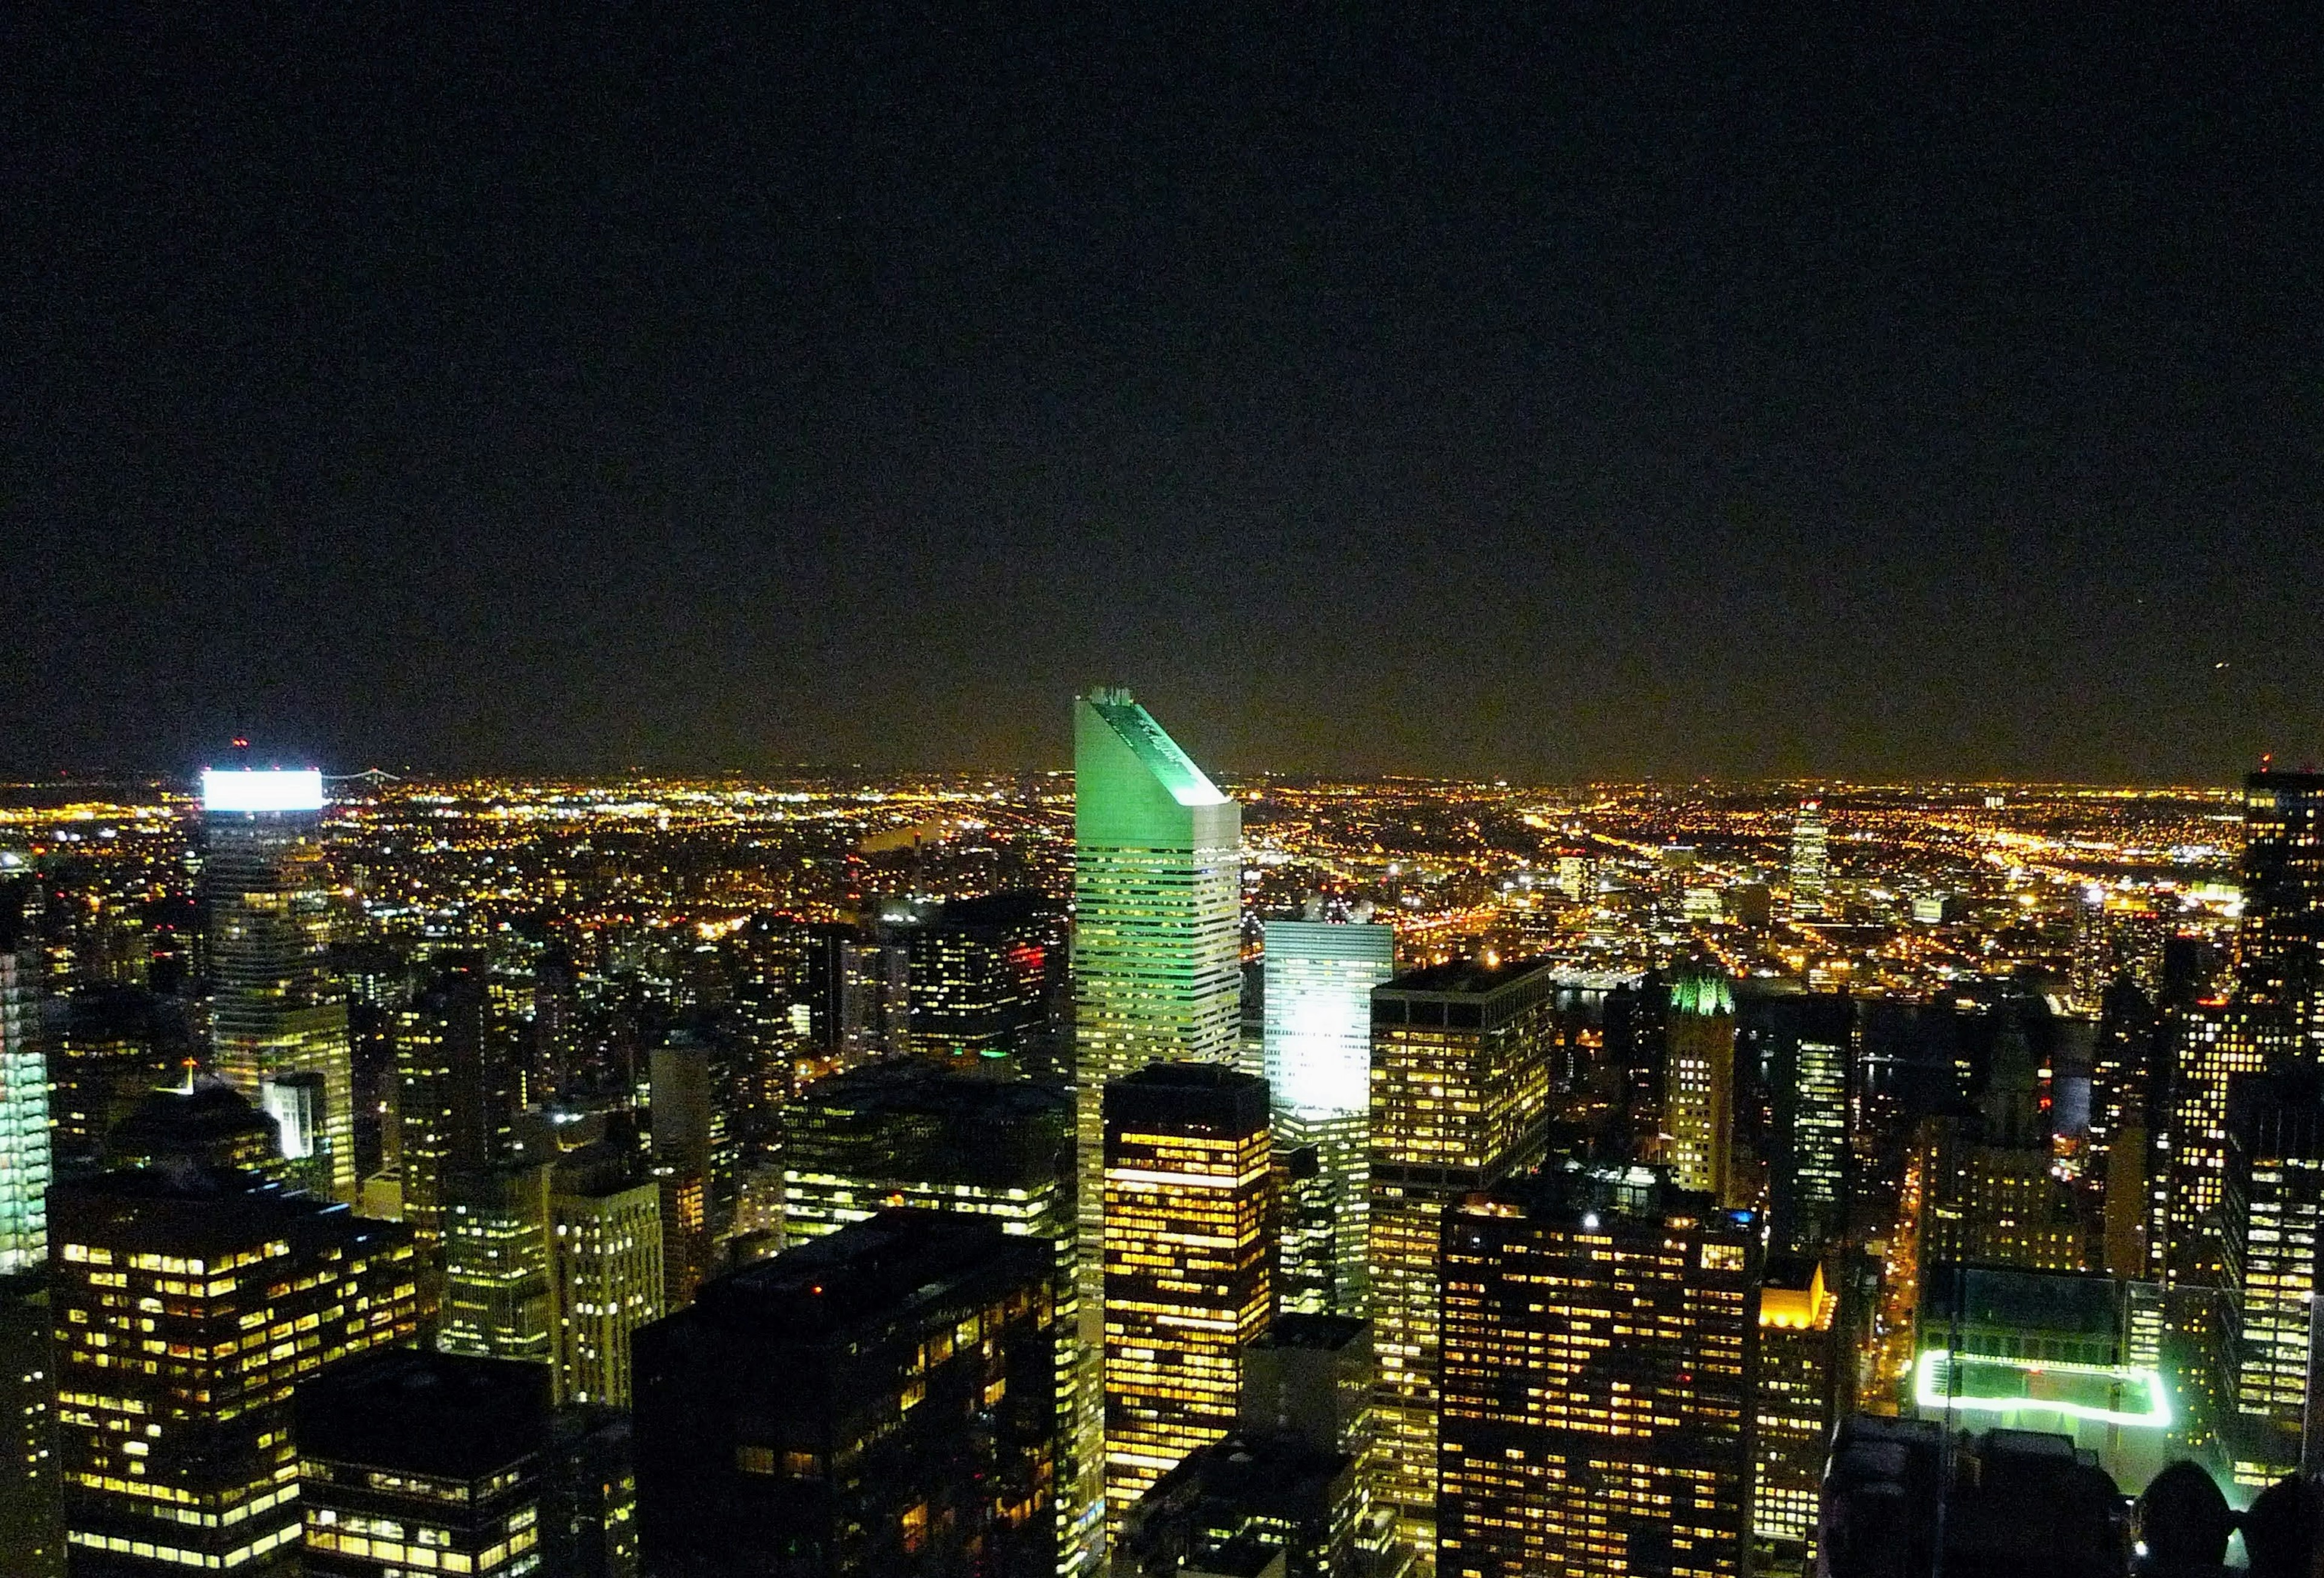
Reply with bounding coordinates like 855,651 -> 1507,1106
695,1208 -> 1043,1336
297,1348 -> 550,1482
1379,955 -> 1558,996
1251,1313 -> 1368,1353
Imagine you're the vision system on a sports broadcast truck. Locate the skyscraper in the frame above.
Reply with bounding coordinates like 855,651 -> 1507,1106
2234,768 -> 2324,1054
2218,1070 -> 2324,1490
0,919 -> 51,1274
200,768 -> 356,1200
1789,800 -> 1829,920
1074,690 -> 1241,1565
547,1143 -> 664,1410
1438,1166 -> 1760,1578
0,1272 -> 62,1578
1367,958 -> 1559,1555
1102,1063 -> 1272,1529
631,1209 -> 1063,1578
439,1161 -> 555,1366
1664,968 -> 1738,1203
1739,988 -> 1851,1255
1262,919 -> 1395,1315
648,1040 -> 712,1309
902,890 -> 1059,1073
49,1166 -> 421,1575
1754,1255 -> 1839,1571
394,962 -> 507,1244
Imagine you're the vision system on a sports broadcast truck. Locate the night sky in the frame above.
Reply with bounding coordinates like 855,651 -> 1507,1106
7,9 -> 2320,782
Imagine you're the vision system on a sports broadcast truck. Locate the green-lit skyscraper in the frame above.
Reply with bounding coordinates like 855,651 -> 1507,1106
1072,689 -> 1241,1570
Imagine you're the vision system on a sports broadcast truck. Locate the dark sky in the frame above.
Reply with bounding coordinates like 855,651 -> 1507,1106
7,8 -> 2320,782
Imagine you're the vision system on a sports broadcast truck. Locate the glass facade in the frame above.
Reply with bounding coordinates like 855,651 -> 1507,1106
0,938 -> 50,1274
202,777 -> 356,1201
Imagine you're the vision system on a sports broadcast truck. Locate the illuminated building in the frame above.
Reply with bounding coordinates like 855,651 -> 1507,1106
1118,1428 -> 1361,1578
1074,690 -> 1241,1567
439,1162 -> 554,1365
49,989 -> 178,1168
2235,768 -> 2324,1053
1367,958 -> 1558,1554
547,1145 -> 663,1410
2159,999 -> 2277,1286
297,1348 -> 549,1578
1923,1011 -> 2086,1274
2217,1070 -> 2324,1490
1738,988 -> 1850,1253
1664,969 -> 1737,1203
631,1209 -> 1062,1578
1102,1064 -> 1272,1529
1262,920 -> 1396,1314
2069,893 -> 2166,1009
394,962 -> 508,1246
103,1071 -> 281,1177
1438,1166 -> 1759,1578
1788,801 -> 1828,919
1753,1256 -> 1837,1569
838,939 -> 911,1068
777,1062 -> 1092,1562
902,890 -> 1057,1073
647,1042 -> 712,1309
1273,1143 -> 1339,1315
49,1166 -> 420,1575
0,919 -> 49,1275
199,768 -> 356,1201
0,1272 -> 62,1578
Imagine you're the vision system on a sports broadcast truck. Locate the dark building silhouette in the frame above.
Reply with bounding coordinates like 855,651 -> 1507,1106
631,1209 -> 1062,1578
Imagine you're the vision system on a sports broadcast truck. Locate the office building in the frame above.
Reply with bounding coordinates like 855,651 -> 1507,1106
647,1041 -> 712,1309
0,924 -> 48,1277
1754,1256 -> 1837,1571
1738,988 -> 1851,1254
439,1162 -> 554,1365
0,1272 -> 62,1578
48,989 -> 180,1168
1103,1064 -> 1272,1528
394,962 -> 507,1245
2235,768 -> 2324,1055
542,1409 -> 638,1578
297,1348 -> 550,1578
49,1166 -> 420,1575
1664,969 -> 1738,1203
902,890 -> 1058,1072
1437,1166 -> 1759,1578
548,1145 -> 663,1410
199,768 -> 356,1200
2070,894 -> 2167,1009
631,1209 -> 1062,1578
1923,1011 -> 2086,1273
2219,1070 -> 2324,1490
1789,801 -> 1828,919
1241,1315 -> 1373,1461
1118,1428 -> 1361,1578
1367,958 -> 1558,1551
2159,999 -> 2277,1286
1262,920 -> 1395,1315
1075,691 -> 1242,1565
1273,1143 -> 1338,1316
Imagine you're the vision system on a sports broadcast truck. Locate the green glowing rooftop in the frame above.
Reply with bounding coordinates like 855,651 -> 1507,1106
1080,688 -> 1227,808
1915,1349 -> 2170,1429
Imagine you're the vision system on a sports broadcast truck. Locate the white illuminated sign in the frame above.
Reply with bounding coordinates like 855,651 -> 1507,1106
201,769 -> 325,813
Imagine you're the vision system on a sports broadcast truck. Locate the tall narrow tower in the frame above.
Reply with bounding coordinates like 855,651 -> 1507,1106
1072,689 -> 1241,1566
1790,798 -> 1828,919
200,768 -> 357,1201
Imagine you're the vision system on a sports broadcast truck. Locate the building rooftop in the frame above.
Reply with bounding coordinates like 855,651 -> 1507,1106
698,1208 -> 1043,1337
1082,690 -> 1229,807
298,1348 -> 550,1482
1250,1313 -> 1368,1353
792,1057 -> 1070,1122
1379,955 -> 1558,996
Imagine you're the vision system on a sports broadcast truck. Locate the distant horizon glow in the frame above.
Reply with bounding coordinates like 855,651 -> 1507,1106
201,769 -> 324,813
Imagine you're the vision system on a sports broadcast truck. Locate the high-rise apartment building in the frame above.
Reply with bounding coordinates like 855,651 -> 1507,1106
1438,1166 -> 1760,1578
199,769 -> 356,1200
1789,800 -> 1829,919
1367,958 -> 1558,1554
49,1166 -> 420,1575
297,1349 -> 550,1578
1262,919 -> 1395,1315
1102,1064 -> 1272,1529
547,1144 -> 663,1410
1665,970 -> 1738,1203
1074,690 -> 1241,1567
0,922 -> 51,1274
631,1209 -> 1063,1578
